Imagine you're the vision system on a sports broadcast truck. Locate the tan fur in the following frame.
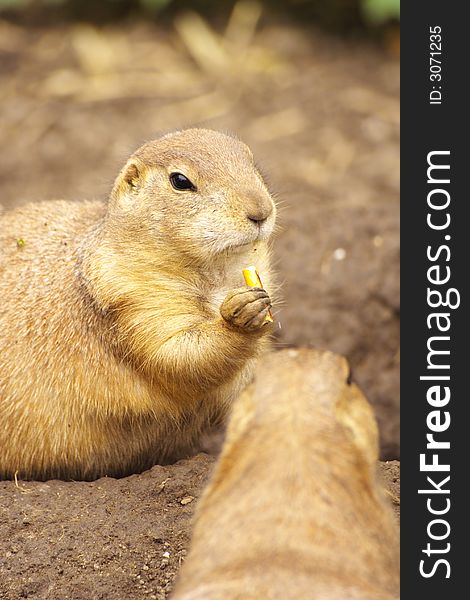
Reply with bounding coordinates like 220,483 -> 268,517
0,129 -> 276,481
172,348 -> 400,600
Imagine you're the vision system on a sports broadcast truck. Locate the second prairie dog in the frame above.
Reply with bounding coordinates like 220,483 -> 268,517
0,129 -> 276,481
172,348 -> 400,600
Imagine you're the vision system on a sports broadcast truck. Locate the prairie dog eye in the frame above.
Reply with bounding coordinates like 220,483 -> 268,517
169,172 -> 197,192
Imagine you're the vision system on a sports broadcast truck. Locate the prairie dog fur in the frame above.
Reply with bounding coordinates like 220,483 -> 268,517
0,129 -> 276,481
172,348 -> 399,600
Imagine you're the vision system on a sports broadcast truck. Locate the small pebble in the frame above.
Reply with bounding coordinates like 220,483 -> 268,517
373,235 -> 384,247
180,496 -> 194,505
333,247 -> 346,261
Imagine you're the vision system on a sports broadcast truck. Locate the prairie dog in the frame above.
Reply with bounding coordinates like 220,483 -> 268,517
0,129 -> 276,481
172,348 -> 399,600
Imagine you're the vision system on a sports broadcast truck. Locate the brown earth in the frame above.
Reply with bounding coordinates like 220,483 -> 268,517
0,456 -> 400,600
0,10 -> 399,600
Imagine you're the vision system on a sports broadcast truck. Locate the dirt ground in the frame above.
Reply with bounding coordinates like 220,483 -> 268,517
0,455 -> 400,600
0,10 -> 399,600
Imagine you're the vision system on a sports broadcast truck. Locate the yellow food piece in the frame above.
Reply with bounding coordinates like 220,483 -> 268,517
242,266 -> 261,288
242,266 -> 273,323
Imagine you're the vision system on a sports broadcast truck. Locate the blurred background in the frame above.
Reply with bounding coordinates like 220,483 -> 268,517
0,0 -> 400,458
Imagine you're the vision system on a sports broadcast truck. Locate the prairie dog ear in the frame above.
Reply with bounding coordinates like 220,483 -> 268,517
110,159 -> 147,209
122,160 -> 143,189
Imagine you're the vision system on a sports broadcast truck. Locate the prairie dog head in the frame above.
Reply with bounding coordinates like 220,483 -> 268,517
225,348 -> 380,466
172,350 -> 397,600
109,129 -> 276,261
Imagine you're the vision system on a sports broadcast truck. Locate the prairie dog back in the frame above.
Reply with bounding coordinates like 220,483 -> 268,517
172,348 -> 399,600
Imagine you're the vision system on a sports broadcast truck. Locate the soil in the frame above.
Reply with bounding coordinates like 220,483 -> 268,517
0,11 -> 399,600
0,456 -> 400,600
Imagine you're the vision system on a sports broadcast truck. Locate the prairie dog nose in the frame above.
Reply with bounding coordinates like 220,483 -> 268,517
245,193 -> 273,224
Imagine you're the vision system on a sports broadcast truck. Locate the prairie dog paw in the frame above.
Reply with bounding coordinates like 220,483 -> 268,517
220,287 -> 272,331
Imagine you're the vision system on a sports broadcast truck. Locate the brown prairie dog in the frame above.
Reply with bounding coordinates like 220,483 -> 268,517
0,129 -> 276,481
171,348 -> 400,600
